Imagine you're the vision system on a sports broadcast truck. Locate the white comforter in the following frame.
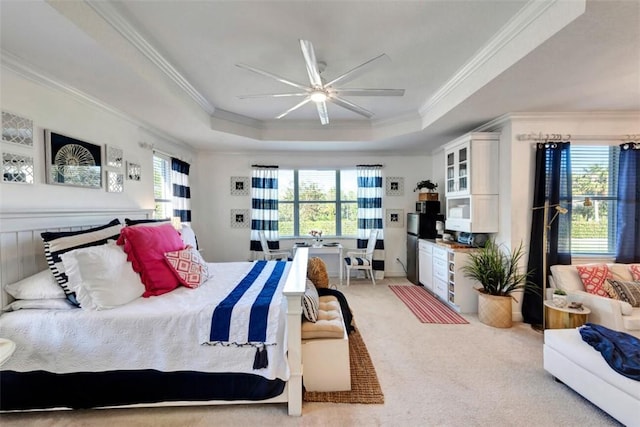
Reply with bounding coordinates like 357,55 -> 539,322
0,262 -> 290,381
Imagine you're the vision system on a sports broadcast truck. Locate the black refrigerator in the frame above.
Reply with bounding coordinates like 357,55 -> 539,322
407,203 -> 443,285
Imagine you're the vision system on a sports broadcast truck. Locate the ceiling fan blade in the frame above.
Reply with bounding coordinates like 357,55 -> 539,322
325,53 -> 390,87
236,63 -> 309,91
329,96 -> 374,118
238,92 -> 309,99
275,98 -> 312,119
299,39 -> 323,88
316,101 -> 329,125
334,88 -> 405,97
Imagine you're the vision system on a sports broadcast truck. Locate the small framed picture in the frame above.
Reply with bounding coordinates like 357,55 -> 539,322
106,171 -> 124,193
106,145 -> 123,168
385,177 -> 404,196
386,209 -> 404,228
126,162 -> 141,181
230,176 -> 249,196
231,209 -> 250,228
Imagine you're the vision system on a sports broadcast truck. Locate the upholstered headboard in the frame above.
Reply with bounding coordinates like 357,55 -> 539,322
0,209 -> 153,308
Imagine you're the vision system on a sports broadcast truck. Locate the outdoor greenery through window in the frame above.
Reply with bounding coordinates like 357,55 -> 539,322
153,154 -> 172,219
568,145 -> 619,255
278,169 -> 357,238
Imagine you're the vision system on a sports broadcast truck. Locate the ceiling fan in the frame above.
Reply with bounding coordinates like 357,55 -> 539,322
236,39 -> 405,125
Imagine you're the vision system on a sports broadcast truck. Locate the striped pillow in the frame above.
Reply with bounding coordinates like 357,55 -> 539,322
302,279 -> 319,322
41,219 -> 122,305
607,279 -> 640,307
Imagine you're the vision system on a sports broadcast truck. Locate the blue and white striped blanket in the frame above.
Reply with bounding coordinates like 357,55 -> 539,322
202,260 -> 290,350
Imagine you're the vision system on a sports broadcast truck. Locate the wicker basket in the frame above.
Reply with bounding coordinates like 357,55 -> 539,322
477,291 -> 513,328
418,192 -> 438,201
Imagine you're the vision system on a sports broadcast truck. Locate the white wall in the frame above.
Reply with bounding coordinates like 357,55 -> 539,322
191,151 -> 434,277
0,69 -> 193,213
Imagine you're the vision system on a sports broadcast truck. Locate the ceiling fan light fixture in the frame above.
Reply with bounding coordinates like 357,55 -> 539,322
310,90 -> 327,103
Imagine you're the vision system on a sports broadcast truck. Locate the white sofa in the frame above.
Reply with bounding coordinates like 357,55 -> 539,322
544,328 -> 640,427
549,263 -> 640,338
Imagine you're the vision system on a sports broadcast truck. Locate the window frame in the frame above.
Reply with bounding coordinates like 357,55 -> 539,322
278,168 -> 357,238
564,145 -> 619,256
153,153 -> 172,219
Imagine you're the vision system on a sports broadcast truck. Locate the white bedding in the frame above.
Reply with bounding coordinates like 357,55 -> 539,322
0,262 -> 290,381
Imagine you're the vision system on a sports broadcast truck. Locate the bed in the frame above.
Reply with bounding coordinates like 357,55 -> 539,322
0,209 -> 307,416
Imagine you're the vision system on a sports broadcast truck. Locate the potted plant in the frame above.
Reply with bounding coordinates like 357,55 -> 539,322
461,240 -> 536,328
414,180 -> 438,193
552,288 -> 568,308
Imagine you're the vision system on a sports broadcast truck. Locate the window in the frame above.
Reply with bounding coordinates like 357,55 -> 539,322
568,145 -> 619,255
278,169 -> 357,237
153,154 -> 172,219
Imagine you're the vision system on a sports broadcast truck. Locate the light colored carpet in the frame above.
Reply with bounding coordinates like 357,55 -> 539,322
0,278 -> 621,427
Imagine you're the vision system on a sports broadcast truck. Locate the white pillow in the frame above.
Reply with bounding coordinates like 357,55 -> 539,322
3,298 -> 75,312
180,224 -> 198,249
60,242 -> 145,310
4,269 -> 66,300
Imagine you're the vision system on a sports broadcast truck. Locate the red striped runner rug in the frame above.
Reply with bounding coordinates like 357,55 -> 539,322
389,285 -> 469,324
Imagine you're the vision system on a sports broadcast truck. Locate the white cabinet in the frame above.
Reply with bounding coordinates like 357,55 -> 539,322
418,240 -> 433,291
432,245 -> 449,302
424,241 -> 478,313
444,132 -> 500,233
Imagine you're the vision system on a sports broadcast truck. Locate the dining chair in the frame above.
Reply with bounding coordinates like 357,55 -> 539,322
344,229 -> 378,286
258,231 -> 292,260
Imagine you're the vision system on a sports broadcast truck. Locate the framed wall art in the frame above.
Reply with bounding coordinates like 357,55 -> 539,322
2,111 -> 33,147
230,176 -> 249,196
385,208 -> 404,228
385,177 -> 404,196
106,145 -> 123,168
126,161 -> 141,181
2,152 -> 34,184
230,209 -> 250,228
45,130 -> 102,188
106,171 -> 124,193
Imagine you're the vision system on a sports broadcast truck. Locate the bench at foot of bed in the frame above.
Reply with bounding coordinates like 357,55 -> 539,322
301,295 -> 350,392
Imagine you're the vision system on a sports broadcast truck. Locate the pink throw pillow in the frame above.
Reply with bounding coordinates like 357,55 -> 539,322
630,264 -> 640,281
576,265 -> 612,298
118,223 -> 185,297
165,245 -> 209,289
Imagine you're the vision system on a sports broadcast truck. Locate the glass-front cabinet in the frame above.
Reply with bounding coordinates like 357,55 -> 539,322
443,132 -> 500,233
446,142 -> 469,196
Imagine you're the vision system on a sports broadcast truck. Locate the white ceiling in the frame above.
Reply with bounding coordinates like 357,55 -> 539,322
1,0 -> 638,154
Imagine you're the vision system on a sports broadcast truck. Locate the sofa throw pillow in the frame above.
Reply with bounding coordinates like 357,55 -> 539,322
180,224 -> 199,250
164,245 -> 209,289
302,279 -> 319,322
601,280 -> 621,300
606,279 -> 640,307
307,257 -> 329,288
61,241 -> 145,310
117,223 -> 185,297
576,264 -> 612,298
41,219 -> 123,305
630,264 -> 640,281
4,269 -> 66,300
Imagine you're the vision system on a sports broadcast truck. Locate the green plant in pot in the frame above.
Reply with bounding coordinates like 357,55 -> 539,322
461,240 -> 535,328
414,180 -> 438,192
552,288 -> 568,308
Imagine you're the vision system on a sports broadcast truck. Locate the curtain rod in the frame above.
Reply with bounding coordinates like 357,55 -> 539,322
251,164 -> 279,168
517,133 -> 639,142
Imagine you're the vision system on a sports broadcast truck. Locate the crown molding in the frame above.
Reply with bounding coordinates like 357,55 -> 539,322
419,0 -> 585,122
1,50 -> 189,149
86,0 -> 215,116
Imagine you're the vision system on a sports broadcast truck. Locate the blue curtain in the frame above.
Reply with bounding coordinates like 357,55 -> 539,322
615,142 -> 640,263
523,142 -> 572,326
356,165 -> 385,278
171,158 -> 191,224
250,166 -> 279,256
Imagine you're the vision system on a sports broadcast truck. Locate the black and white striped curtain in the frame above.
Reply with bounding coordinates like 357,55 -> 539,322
171,158 -> 191,224
356,165 -> 385,279
250,166 -> 280,257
